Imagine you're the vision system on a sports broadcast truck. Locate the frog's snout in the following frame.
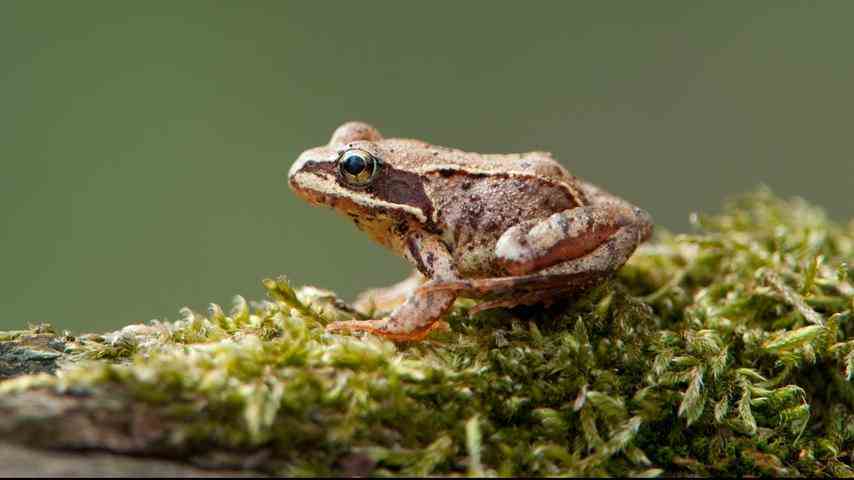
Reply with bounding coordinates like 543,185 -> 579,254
288,154 -> 308,182
287,167 -> 300,194
288,151 -> 319,194
287,151 -> 337,208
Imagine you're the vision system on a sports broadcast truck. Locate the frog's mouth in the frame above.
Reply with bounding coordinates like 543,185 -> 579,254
289,167 -> 361,215
289,173 -> 333,208
297,189 -> 334,208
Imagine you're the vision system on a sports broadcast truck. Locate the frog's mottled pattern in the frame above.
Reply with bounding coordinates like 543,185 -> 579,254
289,122 -> 653,341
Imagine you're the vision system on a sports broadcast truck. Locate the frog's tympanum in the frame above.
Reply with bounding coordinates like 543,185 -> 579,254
289,122 -> 653,341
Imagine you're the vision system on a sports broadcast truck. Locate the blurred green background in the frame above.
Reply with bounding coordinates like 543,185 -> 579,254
1,2 -> 852,332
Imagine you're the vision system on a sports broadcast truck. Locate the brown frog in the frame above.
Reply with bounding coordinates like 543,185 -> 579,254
288,122 -> 653,341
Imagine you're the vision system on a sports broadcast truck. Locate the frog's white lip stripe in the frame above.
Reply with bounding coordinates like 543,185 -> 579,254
290,170 -> 427,223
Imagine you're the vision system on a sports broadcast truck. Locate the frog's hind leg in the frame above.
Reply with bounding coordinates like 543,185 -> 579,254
494,199 -> 652,277
421,215 -> 648,299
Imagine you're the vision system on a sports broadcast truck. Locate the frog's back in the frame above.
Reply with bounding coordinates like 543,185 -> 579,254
394,141 -> 586,277
381,138 -> 580,189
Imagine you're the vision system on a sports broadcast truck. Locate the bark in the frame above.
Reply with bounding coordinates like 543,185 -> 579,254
0,442 -> 245,477
0,329 -> 250,476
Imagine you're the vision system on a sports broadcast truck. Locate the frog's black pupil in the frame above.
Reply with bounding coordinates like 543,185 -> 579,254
342,155 -> 366,175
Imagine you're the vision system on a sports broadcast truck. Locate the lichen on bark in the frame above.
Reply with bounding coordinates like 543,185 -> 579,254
0,188 -> 852,476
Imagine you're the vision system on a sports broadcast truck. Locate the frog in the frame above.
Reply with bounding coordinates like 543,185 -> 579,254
288,122 -> 653,341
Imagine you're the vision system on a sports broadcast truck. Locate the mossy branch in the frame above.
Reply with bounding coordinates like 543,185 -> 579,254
0,188 -> 852,476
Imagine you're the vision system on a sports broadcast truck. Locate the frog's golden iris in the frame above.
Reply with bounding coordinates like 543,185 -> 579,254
338,149 -> 378,187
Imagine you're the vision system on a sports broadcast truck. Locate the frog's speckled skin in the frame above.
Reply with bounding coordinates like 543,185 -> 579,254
289,122 -> 653,341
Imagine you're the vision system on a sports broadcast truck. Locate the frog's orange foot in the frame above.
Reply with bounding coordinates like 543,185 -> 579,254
325,319 -> 449,342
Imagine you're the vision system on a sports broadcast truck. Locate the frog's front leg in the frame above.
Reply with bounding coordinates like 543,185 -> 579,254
326,235 -> 458,342
353,270 -> 426,316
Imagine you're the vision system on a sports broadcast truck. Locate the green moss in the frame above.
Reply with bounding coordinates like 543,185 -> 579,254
0,188 -> 852,476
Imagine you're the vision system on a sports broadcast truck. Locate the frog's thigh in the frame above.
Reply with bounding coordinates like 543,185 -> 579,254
353,270 -> 426,316
425,224 -> 645,298
495,204 -> 642,276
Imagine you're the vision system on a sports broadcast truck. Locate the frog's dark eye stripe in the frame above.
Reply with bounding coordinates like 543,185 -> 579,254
338,149 -> 378,186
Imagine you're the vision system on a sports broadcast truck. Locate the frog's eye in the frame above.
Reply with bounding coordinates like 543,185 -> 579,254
338,149 -> 379,186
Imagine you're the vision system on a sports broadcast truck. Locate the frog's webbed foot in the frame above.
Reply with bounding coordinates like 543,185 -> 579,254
326,318 -> 449,342
353,270 -> 425,316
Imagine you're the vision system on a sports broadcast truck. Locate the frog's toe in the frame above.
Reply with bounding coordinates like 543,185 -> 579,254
325,319 -> 385,333
325,319 -> 446,342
